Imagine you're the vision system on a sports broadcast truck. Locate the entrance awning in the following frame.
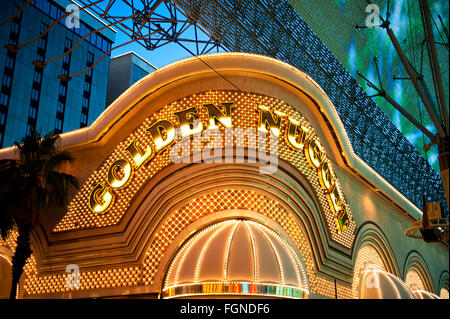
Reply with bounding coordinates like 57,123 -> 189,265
359,268 -> 415,299
162,219 -> 309,299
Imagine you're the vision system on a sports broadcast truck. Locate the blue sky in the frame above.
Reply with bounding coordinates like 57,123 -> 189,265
112,32 -> 192,69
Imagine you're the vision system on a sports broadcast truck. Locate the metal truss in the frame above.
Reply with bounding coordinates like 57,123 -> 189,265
3,0 -> 225,79
171,0 -> 448,215
1,0 -> 447,215
79,0 -> 225,54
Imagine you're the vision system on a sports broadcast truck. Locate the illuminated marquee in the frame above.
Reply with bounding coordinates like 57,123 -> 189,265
87,96 -> 350,234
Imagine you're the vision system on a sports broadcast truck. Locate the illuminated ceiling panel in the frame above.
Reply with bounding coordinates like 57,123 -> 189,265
321,0 -> 448,172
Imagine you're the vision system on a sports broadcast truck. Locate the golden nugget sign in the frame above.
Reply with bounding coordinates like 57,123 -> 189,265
88,101 -> 350,234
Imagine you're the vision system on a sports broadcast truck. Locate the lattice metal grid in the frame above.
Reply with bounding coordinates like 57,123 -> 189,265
171,0 -> 448,215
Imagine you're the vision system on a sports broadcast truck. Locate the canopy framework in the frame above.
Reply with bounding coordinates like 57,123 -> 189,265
79,0 -> 226,55
1,0 -> 447,216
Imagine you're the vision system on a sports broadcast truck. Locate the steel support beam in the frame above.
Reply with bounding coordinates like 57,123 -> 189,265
386,27 -> 446,139
420,0 -> 449,135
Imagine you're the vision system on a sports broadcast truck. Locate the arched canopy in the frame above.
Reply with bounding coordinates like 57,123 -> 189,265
358,266 -> 415,299
163,219 -> 309,299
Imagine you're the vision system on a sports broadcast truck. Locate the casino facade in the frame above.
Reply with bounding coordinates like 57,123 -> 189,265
0,53 -> 448,299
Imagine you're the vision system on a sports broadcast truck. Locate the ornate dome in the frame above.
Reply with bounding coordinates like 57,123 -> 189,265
358,266 -> 416,299
162,219 -> 309,298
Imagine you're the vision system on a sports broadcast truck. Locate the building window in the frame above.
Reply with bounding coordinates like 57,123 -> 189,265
5,56 -> 14,70
84,81 -> 90,92
49,3 -> 58,19
80,112 -> 87,127
0,15 -> 20,155
31,0 -> 112,53
53,37 -> 73,134
10,20 -> 19,35
37,36 -> 46,49
25,124 -> 32,136
86,68 -> 93,78
0,94 -> 8,106
34,23 -> 48,63
34,0 -> 51,15
26,21 -> 48,138
58,84 -> 66,97
62,54 -> 70,64
33,71 -> 42,84
57,101 -> 64,113
0,50 -> 17,147
2,74 -> 12,88
31,88 -> 40,102
82,96 -> 89,108
64,38 -> 72,51
61,38 -> 72,75
40,21 -> 48,33
80,51 -> 94,128
28,106 -> 37,119
87,51 -> 94,66
55,117 -> 62,132
7,5 -> 22,47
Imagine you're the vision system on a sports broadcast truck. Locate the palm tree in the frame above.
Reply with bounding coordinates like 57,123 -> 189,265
0,129 -> 79,299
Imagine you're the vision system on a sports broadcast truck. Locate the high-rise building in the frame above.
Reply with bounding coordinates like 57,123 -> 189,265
106,52 -> 157,107
0,0 -> 116,148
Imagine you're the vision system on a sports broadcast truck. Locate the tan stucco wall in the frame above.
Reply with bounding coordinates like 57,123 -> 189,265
335,163 -> 448,293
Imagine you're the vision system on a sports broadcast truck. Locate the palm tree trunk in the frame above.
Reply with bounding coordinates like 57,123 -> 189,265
9,224 -> 32,299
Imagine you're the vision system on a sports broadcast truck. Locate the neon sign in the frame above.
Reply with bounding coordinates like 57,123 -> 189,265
88,101 -> 350,233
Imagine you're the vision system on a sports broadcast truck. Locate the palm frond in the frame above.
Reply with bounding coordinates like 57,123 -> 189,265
39,134 -> 60,156
46,171 -> 79,207
0,128 -> 79,299
47,151 -> 75,171
0,200 -> 15,240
